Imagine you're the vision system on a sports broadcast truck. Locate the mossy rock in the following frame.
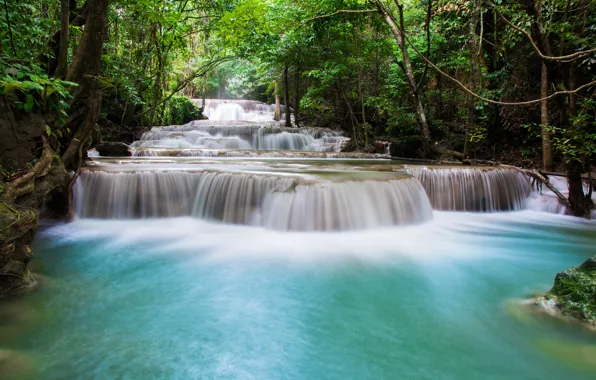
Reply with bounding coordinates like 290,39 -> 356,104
0,203 -> 38,243
544,256 -> 596,325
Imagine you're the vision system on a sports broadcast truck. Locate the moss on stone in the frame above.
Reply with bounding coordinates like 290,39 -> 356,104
545,256 -> 596,325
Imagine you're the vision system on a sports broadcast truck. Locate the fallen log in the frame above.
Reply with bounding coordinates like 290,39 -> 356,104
522,169 -> 571,208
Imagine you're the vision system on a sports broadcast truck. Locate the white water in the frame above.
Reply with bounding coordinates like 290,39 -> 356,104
131,125 -> 349,153
259,177 -> 432,231
199,99 -> 279,123
95,97 -> 592,221
404,167 -> 532,212
74,168 -> 432,231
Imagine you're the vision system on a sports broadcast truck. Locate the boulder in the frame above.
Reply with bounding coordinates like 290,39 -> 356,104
95,142 -> 131,157
532,256 -> 596,328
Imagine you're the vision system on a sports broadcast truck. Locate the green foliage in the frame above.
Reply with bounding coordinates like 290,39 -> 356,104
0,60 -> 75,127
0,0 -> 59,60
1,0 -> 595,164
166,96 -> 202,125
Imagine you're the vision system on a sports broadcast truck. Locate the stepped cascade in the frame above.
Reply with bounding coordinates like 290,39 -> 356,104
403,166 -> 532,211
79,98 -> 577,231
130,121 -> 351,154
74,167 -> 433,231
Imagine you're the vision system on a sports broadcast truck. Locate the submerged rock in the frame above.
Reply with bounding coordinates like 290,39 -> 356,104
0,349 -> 35,380
531,256 -> 596,329
95,142 -> 131,157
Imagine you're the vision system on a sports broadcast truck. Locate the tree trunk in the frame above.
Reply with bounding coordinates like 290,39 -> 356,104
464,0 -> 481,158
294,67 -> 300,127
274,81 -> 281,122
565,61 -> 586,217
55,0 -> 70,78
201,74 -> 208,115
284,65 -> 291,128
376,1 -> 435,149
62,0 -> 109,169
541,63 -> 552,171
566,161 -> 586,217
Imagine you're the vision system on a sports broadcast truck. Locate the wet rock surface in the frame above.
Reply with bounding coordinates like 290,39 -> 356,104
532,256 -> 596,328
0,203 -> 39,298
96,142 -> 131,157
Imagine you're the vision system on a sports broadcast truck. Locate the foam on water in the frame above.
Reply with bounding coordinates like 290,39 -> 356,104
47,211 -> 595,264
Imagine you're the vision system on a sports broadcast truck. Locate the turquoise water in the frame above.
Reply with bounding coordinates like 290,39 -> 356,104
2,211 -> 596,379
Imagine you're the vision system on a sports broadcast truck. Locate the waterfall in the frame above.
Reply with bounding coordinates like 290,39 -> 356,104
260,177 -> 432,231
198,99 -> 279,122
403,167 -> 531,211
130,124 -> 350,154
74,170 -> 295,220
74,170 -> 432,230
130,149 -> 387,159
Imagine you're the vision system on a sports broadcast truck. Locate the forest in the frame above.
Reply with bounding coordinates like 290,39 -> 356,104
1,0 -> 595,215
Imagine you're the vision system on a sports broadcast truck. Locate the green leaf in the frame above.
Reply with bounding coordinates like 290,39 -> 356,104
24,94 -> 35,112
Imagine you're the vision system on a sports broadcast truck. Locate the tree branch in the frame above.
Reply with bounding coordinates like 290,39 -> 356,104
132,56 -> 235,121
300,9 -> 377,26
492,4 -> 596,62
399,24 -> 596,106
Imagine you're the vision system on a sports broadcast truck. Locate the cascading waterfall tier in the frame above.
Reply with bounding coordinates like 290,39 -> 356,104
403,166 -> 531,212
260,176 -> 432,231
195,99 -> 278,122
131,123 -> 349,153
130,149 -> 387,159
74,169 -> 432,231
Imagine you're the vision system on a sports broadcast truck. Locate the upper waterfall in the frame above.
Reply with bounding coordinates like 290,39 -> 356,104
197,99 -> 279,122
124,99 -> 357,157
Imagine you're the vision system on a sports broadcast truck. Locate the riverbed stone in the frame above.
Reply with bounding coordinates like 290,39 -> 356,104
532,256 -> 596,328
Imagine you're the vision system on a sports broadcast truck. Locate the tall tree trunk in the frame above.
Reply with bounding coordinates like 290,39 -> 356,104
541,63 -> 552,171
55,0 -> 70,78
201,74 -> 208,115
62,0 -> 109,169
274,81 -> 281,121
464,0 -> 481,158
565,61 -> 586,217
284,65 -> 291,127
525,0 -> 586,216
294,67 -> 300,127
375,1 -> 466,158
